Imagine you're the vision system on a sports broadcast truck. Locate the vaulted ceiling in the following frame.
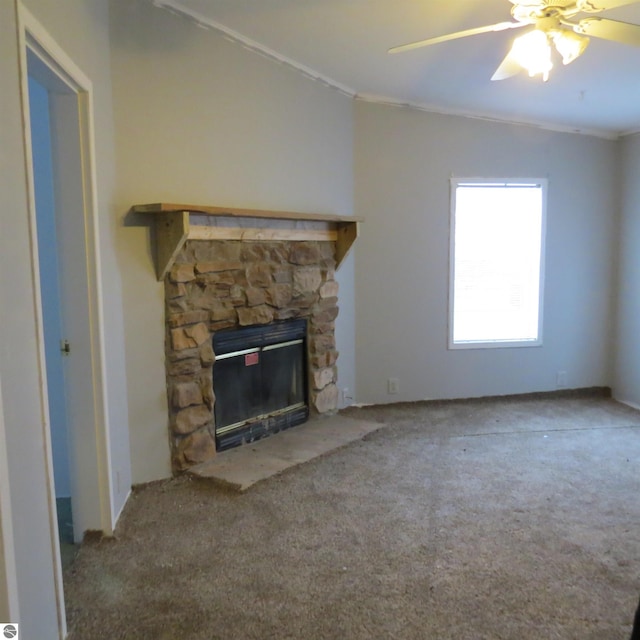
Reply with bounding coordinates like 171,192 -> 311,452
155,0 -> 640,138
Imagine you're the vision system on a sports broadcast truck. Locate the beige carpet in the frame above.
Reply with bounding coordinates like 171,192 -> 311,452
64,392 -> 640,639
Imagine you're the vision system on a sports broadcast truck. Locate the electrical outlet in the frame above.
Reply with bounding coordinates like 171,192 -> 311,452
387,377 -> 400,394
556,370 -> 567,388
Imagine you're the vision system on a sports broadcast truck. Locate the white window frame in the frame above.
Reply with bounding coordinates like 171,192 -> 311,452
448,177 -> 547,350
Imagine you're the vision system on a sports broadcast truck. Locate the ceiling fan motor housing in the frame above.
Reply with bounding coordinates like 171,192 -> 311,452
511,1 -> 580,23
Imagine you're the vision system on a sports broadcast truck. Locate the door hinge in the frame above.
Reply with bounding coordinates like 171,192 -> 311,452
60,339 -> 71,356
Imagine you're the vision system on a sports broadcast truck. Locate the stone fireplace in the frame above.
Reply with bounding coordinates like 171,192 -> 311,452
132,203 -> 360,474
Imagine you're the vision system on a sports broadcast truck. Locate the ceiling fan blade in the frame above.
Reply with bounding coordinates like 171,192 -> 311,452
576,17 -> 640,46
388,21 -> 526,54
577,0 -> 640,13
491,51 -> 522,81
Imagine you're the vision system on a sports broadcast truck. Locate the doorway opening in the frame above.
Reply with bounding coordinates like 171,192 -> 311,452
27,65 -> 76,562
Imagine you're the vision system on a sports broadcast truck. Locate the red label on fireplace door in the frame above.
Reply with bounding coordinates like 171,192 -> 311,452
245,352 -> 260,366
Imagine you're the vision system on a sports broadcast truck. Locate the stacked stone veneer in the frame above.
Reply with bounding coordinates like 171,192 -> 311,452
165,239 -> 340,472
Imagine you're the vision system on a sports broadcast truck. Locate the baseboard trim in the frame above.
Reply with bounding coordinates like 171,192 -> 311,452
359,387 -> 613,411
458,386 -> 613,404
615,397 -> 640,412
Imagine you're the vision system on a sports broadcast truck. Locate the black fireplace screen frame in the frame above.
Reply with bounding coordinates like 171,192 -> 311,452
212,318 -> 309,450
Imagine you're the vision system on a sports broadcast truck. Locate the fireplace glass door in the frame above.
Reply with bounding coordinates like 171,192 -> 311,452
213,319 -> 308,450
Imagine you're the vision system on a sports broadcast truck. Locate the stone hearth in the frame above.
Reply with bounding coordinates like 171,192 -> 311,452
165,238 -> 341,472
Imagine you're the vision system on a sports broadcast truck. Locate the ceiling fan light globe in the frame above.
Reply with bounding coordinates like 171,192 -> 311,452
510,29 -> 554,80
552,30 -> 590,65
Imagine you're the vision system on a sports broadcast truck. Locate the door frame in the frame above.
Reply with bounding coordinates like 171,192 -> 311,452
17,3 -> 116,632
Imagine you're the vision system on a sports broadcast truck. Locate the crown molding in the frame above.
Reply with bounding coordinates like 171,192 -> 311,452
355,93 -> 620,140
152,0 -> 356,98
619,128 -> 640,139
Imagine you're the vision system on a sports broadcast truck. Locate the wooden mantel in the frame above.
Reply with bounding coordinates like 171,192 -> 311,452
131,203 -> 361,281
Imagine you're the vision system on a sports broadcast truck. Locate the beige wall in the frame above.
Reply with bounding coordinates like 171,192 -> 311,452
109,0 -> 355,483
354,101 -> 618,404
613,133 -> 640,408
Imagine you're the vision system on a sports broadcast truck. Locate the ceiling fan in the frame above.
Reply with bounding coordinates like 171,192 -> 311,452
389,0 -> 640,81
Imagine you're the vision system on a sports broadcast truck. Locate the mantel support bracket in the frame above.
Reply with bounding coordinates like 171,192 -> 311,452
156,211 -> 189,280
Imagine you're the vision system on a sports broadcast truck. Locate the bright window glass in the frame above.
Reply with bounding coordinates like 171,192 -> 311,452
449,179 -> 546,348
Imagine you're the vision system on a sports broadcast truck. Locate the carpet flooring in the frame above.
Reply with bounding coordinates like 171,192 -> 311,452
63,393 -> 640,639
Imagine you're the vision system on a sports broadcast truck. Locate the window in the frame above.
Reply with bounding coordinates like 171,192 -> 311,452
449,178 -> 546,349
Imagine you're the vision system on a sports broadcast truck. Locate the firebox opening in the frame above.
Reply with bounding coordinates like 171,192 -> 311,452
212,318 -> 309,451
